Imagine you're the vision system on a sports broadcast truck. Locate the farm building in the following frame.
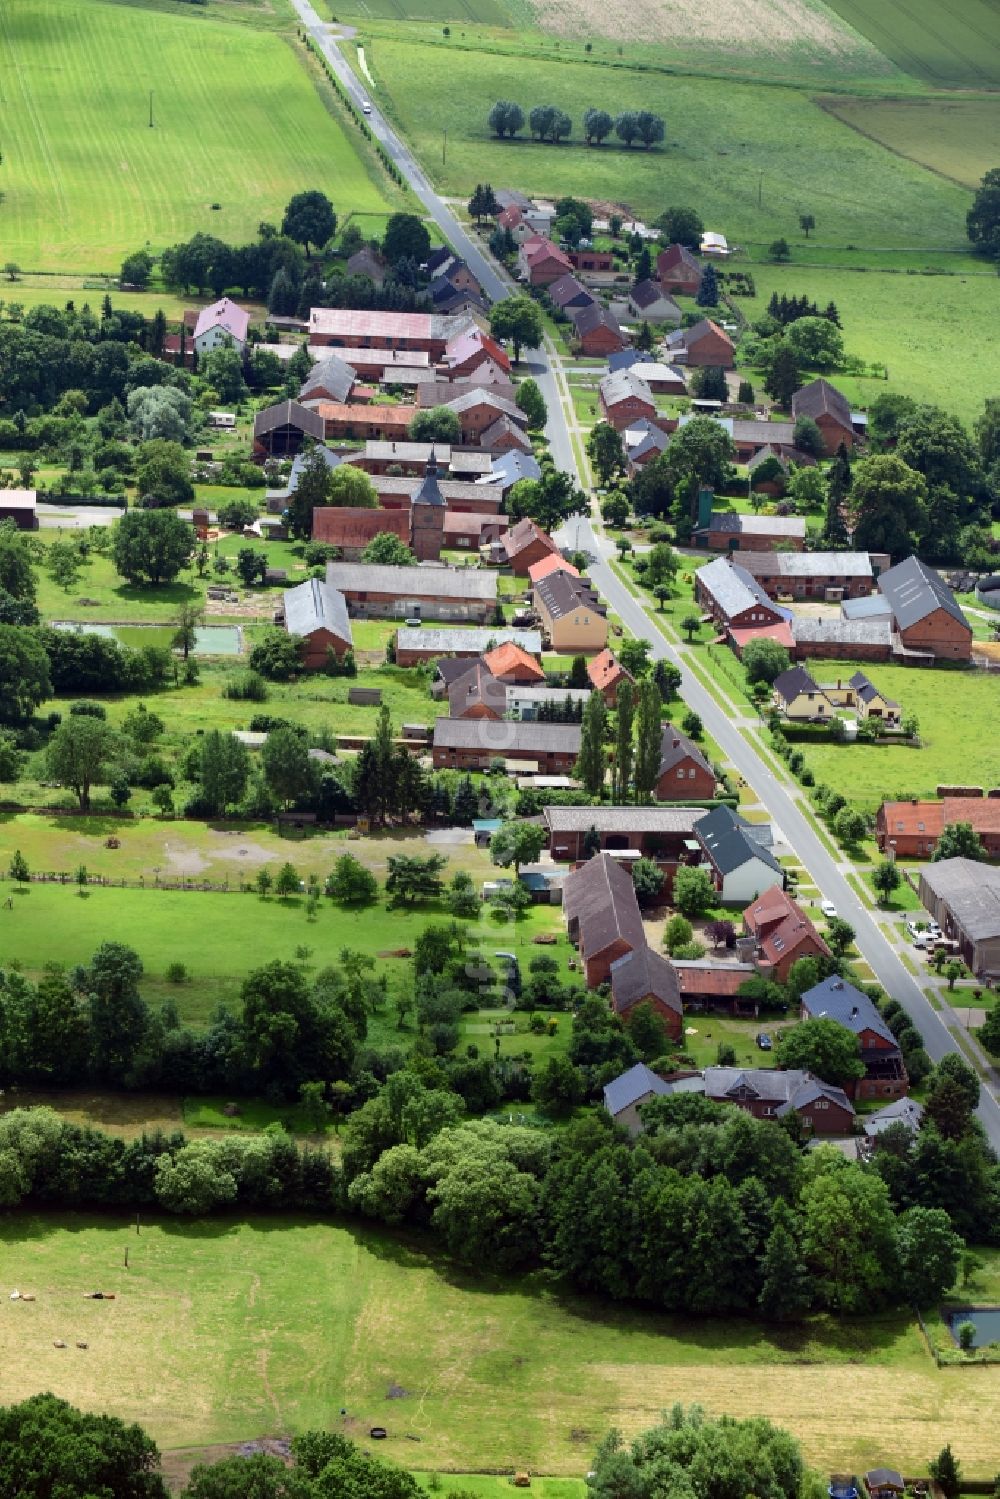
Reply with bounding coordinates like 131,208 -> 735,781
570,302 -> 628,356
600,368 -> 656,431
791,379 -> 855,455
252,400 -> 325,457
543,805 -> 707,867
665,319 -> 735,368
876,796 -> 1000,859
603,1063 -> 671,1136
444,388 -> 527,445
656,244 -> 703,296
281,577 -> 353,668
918,859 -> 1000,981
394,626 -> 541,667
518,236 -> 573,287
309,308 -> 472,360
441,328 -> 511,379
324,560 -> 496,623
695,557 -> 789,631
346,246 -> 387,284
609,947 -> 684,1040
738,550 -> 876,600
312,402 -> 417,442
432,717 -> 581,774
299,354 -> 357,405
876,554 -> 972,662
564,851 -> 646,986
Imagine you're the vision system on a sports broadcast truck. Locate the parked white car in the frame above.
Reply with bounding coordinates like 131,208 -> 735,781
820,899 -> 837,919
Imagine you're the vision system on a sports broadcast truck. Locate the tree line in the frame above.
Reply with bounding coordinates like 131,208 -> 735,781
488,100 -> 665,148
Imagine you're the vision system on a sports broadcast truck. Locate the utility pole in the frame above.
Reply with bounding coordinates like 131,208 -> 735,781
149,90 -> 154,129
442,128 -> 447,166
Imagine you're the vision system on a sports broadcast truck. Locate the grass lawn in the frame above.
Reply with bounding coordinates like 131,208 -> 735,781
2,1212 -> 999,1474
730,261 -> 1000,422
0,0 -> 397,273
363,32 -> 971,249
0,866 -> 569,1023
820,94 -> 1000,191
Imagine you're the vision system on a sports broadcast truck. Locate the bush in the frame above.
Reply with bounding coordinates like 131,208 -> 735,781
69,700 -> 107,719
223,671 -> 268,702
166,962 -> 188,983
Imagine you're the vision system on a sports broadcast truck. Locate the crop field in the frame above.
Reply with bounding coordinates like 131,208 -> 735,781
823,0 -> 1000,87
364,35 -> 970,246
729,262 -> 1000,421
821,95 -> 1000,191
1,1213 -> 998,1474
0,0 -> 395,273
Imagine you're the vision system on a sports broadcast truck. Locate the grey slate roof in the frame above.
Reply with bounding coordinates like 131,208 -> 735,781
878,554 -> 971,634
791,616 -> 892,648
326,562 -> 497,601
864,1096 -> 924,1137
548,273 -> 594,310
657,722 -> 714,781
396,626 -> 542,655
445,387 -> 525,421
696,804 -> 783,878
792,378 -> 852,427
732,419 -> 796,446
433,717 -> 581,752
920,858 -> 1000,941
842,593 -> 893,620
282,577 -> 352,645
603,1062 -> 670,1118
773,665 -> 821,703
800,976 -> 897,1048
489,451 -> 542,489
696,557 -> 776,618
849,670 -> 897,707
601,367 -> 654,408
740,551 -> 873,578
571,302 -> 623,338
544,805 -> 707,834
704,1066 -> 853,1117
610,946 -> 683,1018
564,852 -> 646,962
412,461 -> 446,508
299,354 -> 356,404
535,571 -> 603,621
253,399 -> 325,441
481,416 -> 533,452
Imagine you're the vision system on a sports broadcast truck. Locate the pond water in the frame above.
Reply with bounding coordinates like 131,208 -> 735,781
51,622 -> 242,656
948,1307 -> 1000,1347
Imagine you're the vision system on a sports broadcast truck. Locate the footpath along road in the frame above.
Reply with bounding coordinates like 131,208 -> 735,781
290,0 -> 1000,1143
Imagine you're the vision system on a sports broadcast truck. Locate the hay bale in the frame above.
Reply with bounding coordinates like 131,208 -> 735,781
76,1341 -> 88,1349
53,1340 -> 66,1348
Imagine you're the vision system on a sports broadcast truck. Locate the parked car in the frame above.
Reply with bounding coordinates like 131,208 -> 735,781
927,921 -> 942,940
361,99 -> 372,115
906,920 -> 922,940
404,616 -> 422,627
756,1032 -> 773,1051
820,899 -> 837,919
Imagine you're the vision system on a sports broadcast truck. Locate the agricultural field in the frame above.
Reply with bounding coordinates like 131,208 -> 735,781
0,0 -> 397,273
822,0 -> 1000,87
362,32 -> 971,247
821,95 -> 1000,191
728,260 -> 1000,421
1,1213 -> 998,1474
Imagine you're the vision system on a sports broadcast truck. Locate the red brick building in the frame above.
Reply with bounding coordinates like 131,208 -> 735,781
791,379 -> 854,456
878,555 -> 973,662
703,1066 -> 855,1134
564,852 -> 647,986
518,236 -> 573,287
655,722 -> 717,801
312,401 -> 417,441
743,885 -> 831,983
497,516 -> 560,575
666,318 -> 735,368
587,648 -> 633,706
695,557 -> 788,630
599,368 -> 656,431
281,577 -> 353,668
309,308 -> 470,360
656,243 -> 703,296
876,795 -> 1000,859
800,976 -> 907,1101
432,716 -> 581,773
609,946 -> 684,1041
571,302 -> 628,355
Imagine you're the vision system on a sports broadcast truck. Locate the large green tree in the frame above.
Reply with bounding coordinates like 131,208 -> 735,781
0,1393 -> 167,1498
967,166 -> 1000,257
287,447 -> 334,539
112,509 -> 194,585
281,190 -> 337,255
775,1017 -> 865,1089
0,624 -> 50,725
800,1153 -> 898,1311
46,714 -> 117,811
850,454 -> 927,560
489,296 -> 543,363
382,213 -> 431,266
933,821 -> 987,862
409,406 -> 462,444
575,690 -> 607,795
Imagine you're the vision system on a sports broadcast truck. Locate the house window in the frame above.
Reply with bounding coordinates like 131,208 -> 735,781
688,769 -> 696,778
677,769 -> 684,779
814,1099 -> 829,1109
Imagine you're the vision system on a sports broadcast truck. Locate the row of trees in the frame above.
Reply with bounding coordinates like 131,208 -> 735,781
487,100 -> 665,148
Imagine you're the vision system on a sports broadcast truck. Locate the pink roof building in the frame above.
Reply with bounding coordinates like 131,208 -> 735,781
193,297 -> 250,350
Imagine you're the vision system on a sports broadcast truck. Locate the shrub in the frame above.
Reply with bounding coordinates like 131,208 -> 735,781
223,670 -> 268,702
166,961 -> 188,983
69,700 -> 107,719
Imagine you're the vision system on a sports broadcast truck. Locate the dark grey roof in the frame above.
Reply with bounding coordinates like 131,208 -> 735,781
609,349 -> 655,373
657,721 -> 714,780
603,1062 -> 670,1117
864,1097 -> 924,1137
535,571 -> 603,621
696,557 -> 776,619
849,670 -> 896,706
571,302 -> 622,337
705,1066 -> 852,1116
733,419 -> 796,446
326,562 -> 496,600
791,616 -> 892,648
792,378 -> 851,427
448,662 -> 506,717
282,577 -> 352,645
800,976 -> 897,1048
630,280 -> 680,316
610,946 -> 682,1017
433,716 -> 581,752
300,354 -> 356,404
253,400 -> 324,441
412,460 -> 446,508
773,665 -> 820,703
445,387 -> 523,420
490,451 -> 542,488
878,554 -> 971,634
564,852 -> 646,961
548,273 -> 594,309
481,416 -> 533,452
842,593 -> 893,620
919,859 -> 1000,942
696,804 -> 782,878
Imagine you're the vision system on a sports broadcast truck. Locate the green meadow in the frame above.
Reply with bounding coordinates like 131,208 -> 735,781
362,31 -> 971,247
1,1214 -> 999,1475
821,94 -> 1000,191
0,0 -> 397,272
822,0 -> 1000,87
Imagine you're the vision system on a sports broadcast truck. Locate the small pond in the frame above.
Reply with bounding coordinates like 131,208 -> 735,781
51,622 -> 242,656
947,1307 -> 1000,1347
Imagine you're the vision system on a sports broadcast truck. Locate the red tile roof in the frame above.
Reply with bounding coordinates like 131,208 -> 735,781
528,554 -> 580,585
674,964 -> 749,997
743,885 -> 831,967
313,401 -> 417,429
881,797 -> 1000,838
587,648 -> 631,692
728,622 -> 796,651
483,642 -> 545,682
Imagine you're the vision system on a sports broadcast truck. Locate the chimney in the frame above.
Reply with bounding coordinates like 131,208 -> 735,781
850,1006 -> 859,1020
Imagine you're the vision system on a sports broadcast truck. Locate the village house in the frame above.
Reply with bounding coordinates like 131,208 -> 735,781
876,554 -> 973,662
505,684 -> 590,720
313,401 -> 418,442
527,553 -> 580,588
876,795 -> 1000,859
791,378 -> 855,455
587,648 -> 633,706
299,354 -> 357,406
918,859 -> 1000,982
534,571 -> 609,653
655,722 -> 716,801
479,415 -> 534,456
482,640 -> 547,684
447,660 -> 508,720
192,296 -> 250,355
602,1062 -> 671,1136
656,243 -> 703,296
694,508 -> 806,552
543,805 -> 707,872
518,235 -> 574,287
564,851 -> 647,985
280,577 -> 353,668
570,302 -> 628,357
628,362 -> 687,395
739,550 -> 876,601
309,308 -> 471,360
324,559 -> 496,623
695,804 -> 784,905
665,319 -> 735,368
625,419 -> 671,474
416,373 -> 517,409
772,665 -> 834,722
394,625 -> 541,667
495,516 -> 561,575
847,670 -> 900,722
346,246 -> 387,285
442,511 -> 508,551
599,368 -> 656,431
702,1066 -> 855,1134
444,388 -> 527,445
743,885 -> 831,984
609,947 -> 684,1040
432,716 -> 581,774
627,279 -> 682,325
548,273 -> 595,313
570,247 -> 615,274
800,976 -> 908,1100
441,328 -> 512,379
695,557 -> 789,631
252,399 -> 325,457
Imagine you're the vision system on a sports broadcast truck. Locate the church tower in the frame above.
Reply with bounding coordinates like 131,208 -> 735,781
409,448 -> 446,561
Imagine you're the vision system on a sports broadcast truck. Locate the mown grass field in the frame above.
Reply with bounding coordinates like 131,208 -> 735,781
363,32 -> 970,247
823,0 -> 1000,86
821,95 -> 1000,191
729,261 -> 1000,421
0,0 -> 395,272
1,1213 -> 998,1474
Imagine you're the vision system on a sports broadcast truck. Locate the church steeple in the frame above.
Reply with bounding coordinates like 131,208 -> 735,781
413,447 -> 446,507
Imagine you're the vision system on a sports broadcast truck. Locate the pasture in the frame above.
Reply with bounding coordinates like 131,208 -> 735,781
363,33 -> 970,247
1,1213 -> 999,1474
822,95 -> 1000,191
822,0 -> 1000,87
0,0 -> 395,273
728,261 -> 1000,421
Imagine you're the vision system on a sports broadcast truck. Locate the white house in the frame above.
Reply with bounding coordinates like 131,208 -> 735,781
193,297 -> 251,356
695,805 -> 784,906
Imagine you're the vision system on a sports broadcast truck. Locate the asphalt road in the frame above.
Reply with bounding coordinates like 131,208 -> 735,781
290,0 -> 1000,1147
